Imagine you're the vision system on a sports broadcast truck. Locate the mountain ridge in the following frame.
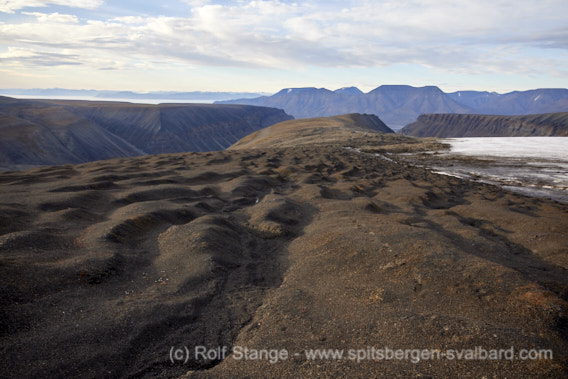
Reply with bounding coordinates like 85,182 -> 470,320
217,85 -> 568,129
400,112 -> 568,137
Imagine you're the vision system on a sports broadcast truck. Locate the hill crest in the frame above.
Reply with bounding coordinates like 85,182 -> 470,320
230,113 -> 394,150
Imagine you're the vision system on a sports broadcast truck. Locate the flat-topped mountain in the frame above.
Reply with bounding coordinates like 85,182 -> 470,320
401,112 -> 568,137
217,85 -> 568,129
364,85 -> 471,127
0,96 -> 292,170
333,86 -> 364,96
221,87 -> 354,120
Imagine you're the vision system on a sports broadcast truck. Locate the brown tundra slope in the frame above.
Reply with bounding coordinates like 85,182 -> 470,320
0,113 -> 567,378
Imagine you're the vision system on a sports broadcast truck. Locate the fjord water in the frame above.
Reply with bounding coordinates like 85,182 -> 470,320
437,137 -> 568,203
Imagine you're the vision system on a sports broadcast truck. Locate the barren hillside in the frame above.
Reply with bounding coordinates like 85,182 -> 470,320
1,114 -> 566,378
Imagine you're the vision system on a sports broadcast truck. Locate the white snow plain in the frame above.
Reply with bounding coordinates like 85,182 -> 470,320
434,137 -> 568,203
443,137 -> 568,161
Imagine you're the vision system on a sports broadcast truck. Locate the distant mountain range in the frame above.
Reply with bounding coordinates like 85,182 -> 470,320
0,96 -> 291,170
0,88 -> 267,101
217,85 -> 568,129
401,112 -> 568,137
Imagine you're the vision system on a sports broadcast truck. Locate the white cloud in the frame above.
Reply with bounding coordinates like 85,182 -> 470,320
0,0 -> 103,14
182,0 -> 210,7
0,0 -> 566,80
22,12 -> 78,23
0,46 -> 80,66
0,46 -> 36,59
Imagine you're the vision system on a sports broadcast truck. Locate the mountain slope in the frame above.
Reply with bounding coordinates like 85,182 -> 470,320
223,88 -> 360,120
400,112 -> 568,137
363,85 -> 472,128
0,98 -> 145,170
0,97 -> 292,170
65,102 -> 292,153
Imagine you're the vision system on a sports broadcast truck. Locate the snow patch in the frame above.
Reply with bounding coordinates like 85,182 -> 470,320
442,137 -> 568,161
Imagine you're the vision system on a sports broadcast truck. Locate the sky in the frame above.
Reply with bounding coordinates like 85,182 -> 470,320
1,0 -> 567,94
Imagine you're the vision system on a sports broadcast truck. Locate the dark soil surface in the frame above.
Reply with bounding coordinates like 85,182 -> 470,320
1,115 -> 567,378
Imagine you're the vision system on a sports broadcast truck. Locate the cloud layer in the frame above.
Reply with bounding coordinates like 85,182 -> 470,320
1,0 -> 567,89
0,0 -> 103,14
